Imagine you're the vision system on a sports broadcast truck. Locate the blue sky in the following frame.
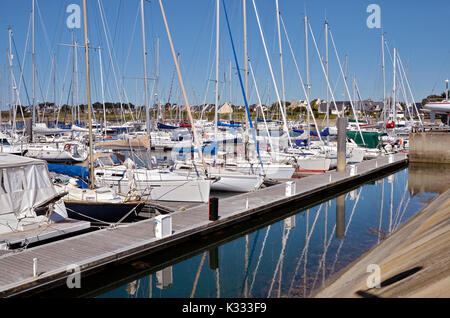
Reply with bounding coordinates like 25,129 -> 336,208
0,0 -> 449,111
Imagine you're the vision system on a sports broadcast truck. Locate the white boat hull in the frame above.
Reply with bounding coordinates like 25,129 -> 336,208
143,179 -> 211,202
233,164 -> 295,180
95,167 -> 212,203
294,157 -> 332,173
209,173 -> 264,192
25,143 -> 88,162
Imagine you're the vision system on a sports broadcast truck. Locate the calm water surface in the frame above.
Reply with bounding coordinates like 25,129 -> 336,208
88,163 -> 447,298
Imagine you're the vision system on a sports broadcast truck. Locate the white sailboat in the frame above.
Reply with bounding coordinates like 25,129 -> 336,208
93,0 -> 213,203
53,180 -> 145,223
48,0 -> 147,225
174,160 -> 265,192
25,140 -> 88,163
93,154 -> 211,202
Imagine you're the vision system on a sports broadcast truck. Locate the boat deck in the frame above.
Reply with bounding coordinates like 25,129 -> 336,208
0,153 -> 408,297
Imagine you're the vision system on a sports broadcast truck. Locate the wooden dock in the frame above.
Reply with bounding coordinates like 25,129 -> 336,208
0,153 -> 408,297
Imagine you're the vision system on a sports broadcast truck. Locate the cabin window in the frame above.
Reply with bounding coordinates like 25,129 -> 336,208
110,154 -> 122,165
95,157 -> 112,167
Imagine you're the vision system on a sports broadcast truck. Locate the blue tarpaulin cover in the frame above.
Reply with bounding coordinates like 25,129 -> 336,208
47,164 -> 90,181
174,142 -> 217,155
310,128 -> 330,137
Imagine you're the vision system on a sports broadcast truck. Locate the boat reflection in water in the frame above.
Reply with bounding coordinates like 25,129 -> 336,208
42,164 -> 446,298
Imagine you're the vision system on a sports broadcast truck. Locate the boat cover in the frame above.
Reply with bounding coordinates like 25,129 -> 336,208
48,164 -> 90,181
310,128 -> 330,137
174,142 -> 217,156
0,154 -> 68,234
346,131 -> 386,149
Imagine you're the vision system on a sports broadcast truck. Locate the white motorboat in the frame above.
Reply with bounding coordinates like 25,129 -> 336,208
174,163 -> 265,192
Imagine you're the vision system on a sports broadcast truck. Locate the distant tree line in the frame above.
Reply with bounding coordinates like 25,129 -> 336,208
421,91 -> 447,105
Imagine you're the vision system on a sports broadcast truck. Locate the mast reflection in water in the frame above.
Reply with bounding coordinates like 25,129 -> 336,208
96,165 -> 447,298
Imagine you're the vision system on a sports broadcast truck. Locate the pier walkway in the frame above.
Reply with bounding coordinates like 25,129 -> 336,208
0,153 -> 407,297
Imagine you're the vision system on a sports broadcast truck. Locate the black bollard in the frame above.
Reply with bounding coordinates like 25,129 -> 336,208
209,197 -> 219,221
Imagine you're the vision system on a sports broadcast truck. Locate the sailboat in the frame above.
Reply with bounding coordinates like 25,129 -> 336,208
25,140 -> 89,163
92,0 -> 213,203
92,152 -> 212,202
51,0 -> 146,224
170,0 -> 273,192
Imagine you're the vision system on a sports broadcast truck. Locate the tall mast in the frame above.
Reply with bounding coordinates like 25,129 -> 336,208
98,47 -> 107,135
251,0 -> 291,147
82,0 -> 95,190
32,0 -> 36,124
325,19 -> 329,142
243,0 -> 249,134
155,36 -> 160,122
276,0 -> 286,122
304,15 -> 310,100
214,0 -> 219,140
75,40 -> 80,124
158,0 -> 208,175
8,27 -> 16,132
6,50 -> 11,126
71,30 -> 75,124
53,54 -> 56,124
140,0 -> 152,168
229,60 -> 232,106
381,32 -> 386,122
304,15 -> 310,144
243,0 -> 248,102
393,47 -> 397,122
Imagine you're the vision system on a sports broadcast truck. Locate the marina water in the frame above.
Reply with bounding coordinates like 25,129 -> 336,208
57,163 -> 447,298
